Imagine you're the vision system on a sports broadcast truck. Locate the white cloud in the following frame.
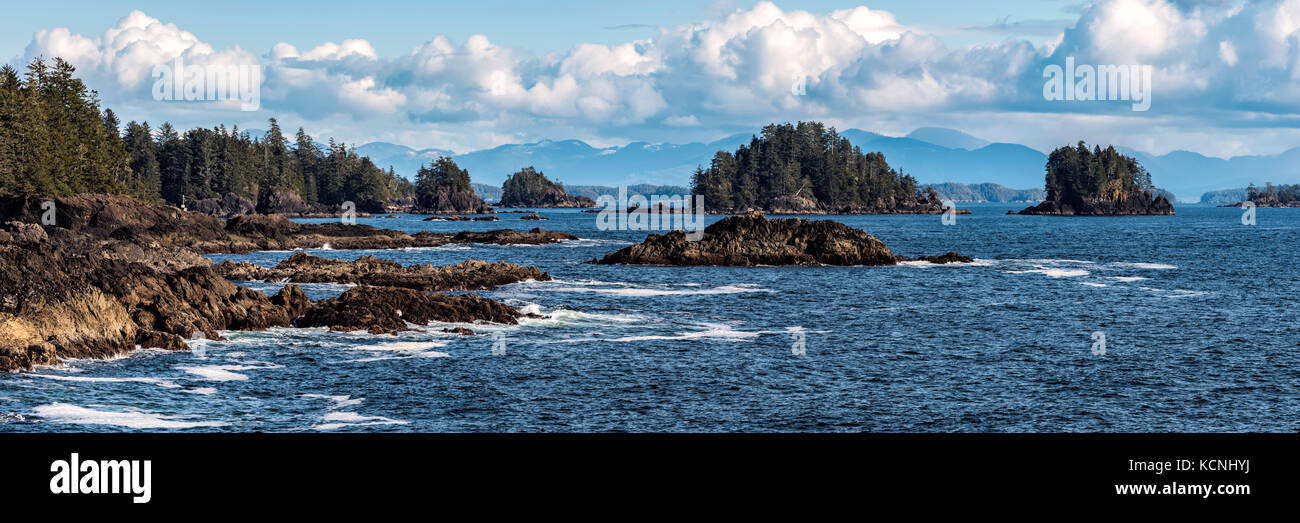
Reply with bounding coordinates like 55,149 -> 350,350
13,1 -> 1300,157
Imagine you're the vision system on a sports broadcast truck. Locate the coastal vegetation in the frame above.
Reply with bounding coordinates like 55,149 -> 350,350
498,166 -> 595,207
0,57 -> 412,213
414,156 -> 491,213
1245,183 -> 1300,207
689,122 -> 947,214
1016,142 -> 1173,215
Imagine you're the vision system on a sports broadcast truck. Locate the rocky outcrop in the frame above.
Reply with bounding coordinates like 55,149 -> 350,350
256,186 -> 311,215
1015,192 -> 1174,216
299,286 -> 519,335
896,252 -> 975,264
216,252 -> 549,291
0,241 -> 293,372
590,212 -> 895,266
422,215 -> 499,221
589,212 -> 970,267
520,214 -> 548,220
449,228 -> 577,245
191,193 -> 255,218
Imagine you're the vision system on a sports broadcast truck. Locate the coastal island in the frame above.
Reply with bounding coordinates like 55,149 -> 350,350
498,166 -> 596,208
1015,142 -> 1174,216
689,122 -> 962,215
589,212 -> 972,266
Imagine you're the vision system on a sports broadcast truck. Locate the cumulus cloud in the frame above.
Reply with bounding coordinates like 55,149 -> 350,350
14,1 -> 1300,156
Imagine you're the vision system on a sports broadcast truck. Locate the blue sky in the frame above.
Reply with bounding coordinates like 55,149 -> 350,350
6,1 -> 1299,160
0,1 -> 1079,58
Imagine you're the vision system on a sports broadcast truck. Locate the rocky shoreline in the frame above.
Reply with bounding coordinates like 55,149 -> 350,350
0,194 -> 558,372
1,195 -> 977,373
588,212 -> 971,266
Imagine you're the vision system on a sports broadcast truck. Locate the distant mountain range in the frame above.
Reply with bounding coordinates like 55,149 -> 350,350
356,127 -> 1300,203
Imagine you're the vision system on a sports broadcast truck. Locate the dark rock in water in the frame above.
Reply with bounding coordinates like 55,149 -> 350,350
299,286 -> 519,335
896,251 -> 975,264
271,284 -> 311,321
1015,192 -> 1174,216
520,214 -> 548,220
423,215 -> 472,221
474,216 -> 499,221
450,228 -> 576,245
590,212 -> 897,266
442,327 -> 476,335
216,252 -> 550,291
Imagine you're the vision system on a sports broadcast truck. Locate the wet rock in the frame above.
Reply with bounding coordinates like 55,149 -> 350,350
216,252 -> 549,291
896,251 -> 975,264
299,286 -> 519,335
520,214 -> 548,220
270,284 -> 311,321
442,327 -> 476,335
450,228 -> 576,245
589,212 -> 898,266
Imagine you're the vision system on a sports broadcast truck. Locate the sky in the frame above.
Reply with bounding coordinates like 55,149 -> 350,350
5,0 -> 1299,158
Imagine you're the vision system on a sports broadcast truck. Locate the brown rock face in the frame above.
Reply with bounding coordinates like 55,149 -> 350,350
590,212 -> 900,266
270,284 -> 311,321
216,252 -> 549,291
0,241 -> 293,372
299,286 -> 519,334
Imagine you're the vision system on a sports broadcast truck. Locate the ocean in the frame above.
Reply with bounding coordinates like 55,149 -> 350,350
2,204 -> 1296,432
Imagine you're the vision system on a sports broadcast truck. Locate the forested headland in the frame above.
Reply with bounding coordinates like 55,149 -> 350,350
689,122 -> 948,214
0,57 -> 424,214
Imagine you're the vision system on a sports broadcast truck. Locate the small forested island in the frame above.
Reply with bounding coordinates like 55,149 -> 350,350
498,166 -> 595,208
589,212 -> 972,266
414,157 -> 493,214
1238,183 -> 1300,207
1015,142 -> 1173,216
690,122 -> 956,214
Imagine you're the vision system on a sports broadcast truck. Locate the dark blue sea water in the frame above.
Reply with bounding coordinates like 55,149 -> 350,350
2,204 -> 1297,432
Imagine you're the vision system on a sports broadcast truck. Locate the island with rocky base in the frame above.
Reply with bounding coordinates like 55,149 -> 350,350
1014,142 -> 1174,216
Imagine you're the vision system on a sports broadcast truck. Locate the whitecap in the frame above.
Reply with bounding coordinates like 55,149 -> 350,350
1001,267 -> 1090,278
175,363 -> 281,382
1108,262 -> 1176,270
32,403 -> 229,429
609,322 -> 759,342
30,374 -> 181,389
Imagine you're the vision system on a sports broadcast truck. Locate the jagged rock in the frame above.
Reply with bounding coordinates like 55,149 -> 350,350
271,284 -> 311,320
896,251 -> 975,264
191,193 -> 255,218
0,221 -> 47,243
299,286 -> 519,335
590,212 -> 898,266
450,228 -> 576,245
216,252 -> 549,291
442,327 -> 476,335
256,186 -> 311,215
520,214 -> 548,220
0,241 -> 293,371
